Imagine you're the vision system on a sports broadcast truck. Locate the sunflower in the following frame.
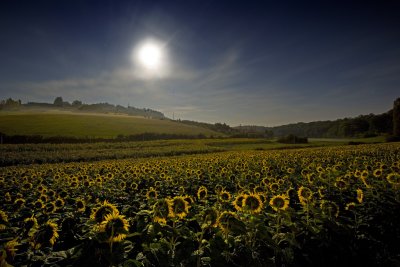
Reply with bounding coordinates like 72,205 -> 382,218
4,238 -> 20,261
334,178 -> 349,190
22,182 -> 33,191
233,194 -> 245,212
318,187 -> 327,198
129,182 -> 138,190
217,211 -> 241,234
4,192 -> 12,203
146,187 -> 158,200
197,186 -> 208,201
152,198 -> 173,224
345,202 -> 357,211
170,196 -> 190,219
297,186 -> 313,204
219,190 -> 232,203
23,216 -> 38,236
90,200 -> 119,223
242,193 -> 263,214
31,221 -> 59,249
356,188 -> 364,204
54,197 -> 65,210
0,210 -> 8,230
201,207 -> 218,228
183,195 -> 194,206
372,169 -> 383,178
99,211 -> 129,243
214,184 -> 223,194
75,198 -> 86,213
269,194 -> 290,212
39,194 -> 48,203
58,190 -> 68,198
269,182 -> 280,192
45,202 -> 56,214
387,173 -> 400,186
33,199 -> 45,210
14,198 -> 25,209
320,200 -> 339,218
286,167 -> 295,174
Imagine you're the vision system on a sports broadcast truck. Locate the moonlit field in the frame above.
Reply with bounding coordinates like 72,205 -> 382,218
1,1 -> 400,266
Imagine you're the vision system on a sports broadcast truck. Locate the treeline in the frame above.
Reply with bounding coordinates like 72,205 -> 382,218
235,110 -> 393,138
0,97 -> 165,119
178,120 -> 239,135
0,132 -> 211,144
268,111 -> 392,138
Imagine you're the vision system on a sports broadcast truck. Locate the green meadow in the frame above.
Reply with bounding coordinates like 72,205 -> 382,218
0,111 -> 221,138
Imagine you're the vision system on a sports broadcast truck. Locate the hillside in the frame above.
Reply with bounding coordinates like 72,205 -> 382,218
0,110 -> 223,140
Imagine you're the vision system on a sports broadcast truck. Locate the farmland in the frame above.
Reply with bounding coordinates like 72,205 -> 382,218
0,111 -> 222,138
1,142 -> 400,266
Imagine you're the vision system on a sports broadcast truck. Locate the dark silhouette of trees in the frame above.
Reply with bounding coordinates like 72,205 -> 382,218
393,98 -> 400,137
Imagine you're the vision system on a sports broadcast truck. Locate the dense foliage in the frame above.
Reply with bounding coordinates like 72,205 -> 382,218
1,143 -> 400,266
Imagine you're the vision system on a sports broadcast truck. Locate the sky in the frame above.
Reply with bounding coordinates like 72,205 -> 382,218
1,0 -> 399,126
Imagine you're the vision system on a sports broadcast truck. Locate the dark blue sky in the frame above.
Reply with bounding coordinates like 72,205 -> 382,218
1,0 -> 399,126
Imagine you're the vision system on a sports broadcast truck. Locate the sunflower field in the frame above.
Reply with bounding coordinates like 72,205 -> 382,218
1,143 -> 400,266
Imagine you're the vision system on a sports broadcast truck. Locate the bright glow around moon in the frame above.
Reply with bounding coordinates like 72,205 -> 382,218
138,43 -> 162,69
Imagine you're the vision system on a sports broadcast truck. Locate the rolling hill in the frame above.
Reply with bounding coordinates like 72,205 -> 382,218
0,110 -> 223,139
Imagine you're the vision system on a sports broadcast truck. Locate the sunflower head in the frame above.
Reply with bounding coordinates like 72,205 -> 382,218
23,216 -> 38,236
31,221 -> 59,249
90,200 -> 119,223
0,210 -> 8,230
219,190 -> 232,203
373,169 -> 383,178
334,178 -> 349,190
146,187 -> 158,200
45,202 -> 56,214
320,200 -> 339,218
75,198 -> 86,213
269,194 -> 290,212
387,173 -> 400,186
54,198 -> 65,210
201,207 -> 218,228
297,186 -> 313,206
4,192 -> 12,203
233,194 -> 245,212
242,193 -> 263,214
269,182 -> 280,192
34,199 -> 45,210
170,196 -> 189,219
99,211 -> 129,243
345,202 -> 357,211
14,198 -> 25,209
153,198 -> 173,224
356,188 -> 364,204
217,211 -> 244,234
197,186 -> 208,201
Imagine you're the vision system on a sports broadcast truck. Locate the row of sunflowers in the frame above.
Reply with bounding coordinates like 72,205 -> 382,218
1,143 -> 400,266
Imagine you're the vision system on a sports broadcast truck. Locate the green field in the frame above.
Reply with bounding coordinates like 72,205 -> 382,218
0,111 -> 222,138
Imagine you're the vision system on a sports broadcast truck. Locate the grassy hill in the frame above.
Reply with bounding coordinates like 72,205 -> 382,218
0,110 -> 222,138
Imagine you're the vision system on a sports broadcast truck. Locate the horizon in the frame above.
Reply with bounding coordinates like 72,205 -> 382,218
4,96 -> 396,128
1,0 -> 399,126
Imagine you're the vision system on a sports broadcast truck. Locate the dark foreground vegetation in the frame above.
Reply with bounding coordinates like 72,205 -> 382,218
1,143 -> 400,266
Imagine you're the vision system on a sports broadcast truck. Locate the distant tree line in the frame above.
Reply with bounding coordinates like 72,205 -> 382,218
0,97 -> 165,119
236,106 -> 396,139
0,98 -> 22,109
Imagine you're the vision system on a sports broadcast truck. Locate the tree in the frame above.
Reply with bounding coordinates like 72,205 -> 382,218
72,100 -> 82,106
53,97 -> 63,106
394,97 -> 400,136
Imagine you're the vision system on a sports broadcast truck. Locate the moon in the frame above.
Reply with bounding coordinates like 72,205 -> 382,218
136,41 -> 164,70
